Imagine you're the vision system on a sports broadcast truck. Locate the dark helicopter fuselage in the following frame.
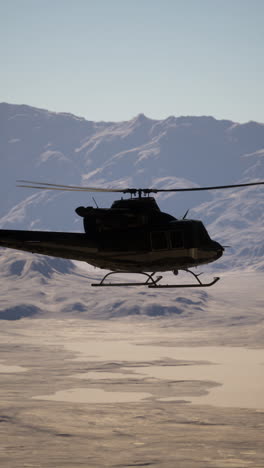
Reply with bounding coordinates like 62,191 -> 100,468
74,197 -> 224,272
0,196 -> 224,273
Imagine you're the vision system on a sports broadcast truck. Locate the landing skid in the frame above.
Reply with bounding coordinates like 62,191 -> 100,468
91,270 -> 220,288
92,271 -> 163,287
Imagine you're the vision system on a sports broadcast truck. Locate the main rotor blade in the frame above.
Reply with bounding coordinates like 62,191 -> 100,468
154,181 -> 264,192
16,180 -> 132,193
16,180 -> 264,193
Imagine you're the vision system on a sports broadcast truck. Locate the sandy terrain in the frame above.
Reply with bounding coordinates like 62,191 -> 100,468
0,317 -> 264,468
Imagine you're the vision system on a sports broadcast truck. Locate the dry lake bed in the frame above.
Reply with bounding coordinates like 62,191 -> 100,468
0,315 -> 264,468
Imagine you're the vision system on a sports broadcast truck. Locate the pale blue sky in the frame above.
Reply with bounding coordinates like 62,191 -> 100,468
1,0 -> 264,122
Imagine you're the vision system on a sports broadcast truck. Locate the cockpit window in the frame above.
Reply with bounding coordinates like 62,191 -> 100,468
151,231 -> 168,250
170,231 -> 183,248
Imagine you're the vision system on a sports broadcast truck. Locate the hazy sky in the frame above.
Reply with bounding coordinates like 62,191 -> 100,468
1,0 -> 264,122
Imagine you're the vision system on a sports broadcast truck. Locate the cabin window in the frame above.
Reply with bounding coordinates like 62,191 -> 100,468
151,231 -> 168,250
170,230 -> 183,248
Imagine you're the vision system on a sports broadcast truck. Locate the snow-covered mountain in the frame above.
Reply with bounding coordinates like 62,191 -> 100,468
1,248 -> 263,335
0,249 -> 209,319
1,102 -> 264,272
1,103 -> 264,320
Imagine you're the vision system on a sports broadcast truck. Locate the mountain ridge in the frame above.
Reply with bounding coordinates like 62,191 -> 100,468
1,102 -> 264,273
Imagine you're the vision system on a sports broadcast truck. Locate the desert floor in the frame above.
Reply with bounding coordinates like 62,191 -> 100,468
1,302 -> 264,468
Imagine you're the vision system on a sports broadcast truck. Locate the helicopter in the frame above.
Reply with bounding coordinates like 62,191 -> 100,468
0,179 -> 264,288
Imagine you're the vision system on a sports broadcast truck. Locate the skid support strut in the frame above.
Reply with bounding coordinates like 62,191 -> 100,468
92,271 -> 162,287
148,271 -> 220,288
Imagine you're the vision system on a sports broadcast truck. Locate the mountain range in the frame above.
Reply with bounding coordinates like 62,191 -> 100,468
0,103 -> 264,320
1,102 -> 264,270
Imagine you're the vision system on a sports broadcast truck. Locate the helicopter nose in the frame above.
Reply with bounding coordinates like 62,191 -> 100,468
212,241 -> 225,258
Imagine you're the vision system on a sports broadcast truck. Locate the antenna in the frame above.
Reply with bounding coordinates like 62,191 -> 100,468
92,197 -> 99,208
182,209 -> 189,219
